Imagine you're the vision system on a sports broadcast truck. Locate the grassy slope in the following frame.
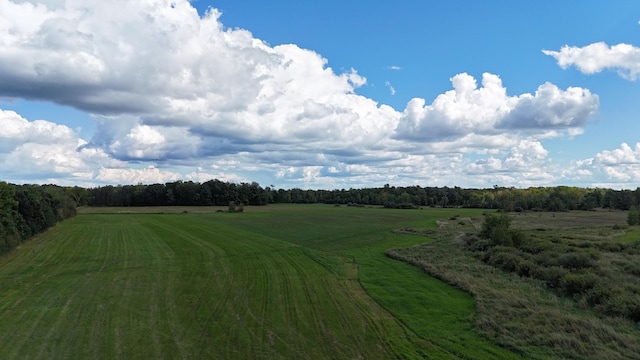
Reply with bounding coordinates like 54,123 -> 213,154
0,205 -> 518,359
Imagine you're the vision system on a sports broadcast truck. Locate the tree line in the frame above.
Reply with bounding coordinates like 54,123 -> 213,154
0,182 -> 79,255
4,179 -> 640,255
85,181 -> 640,212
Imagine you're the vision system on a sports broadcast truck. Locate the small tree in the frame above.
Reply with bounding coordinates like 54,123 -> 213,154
479,212 -> 523,247
228,201 -> 244,213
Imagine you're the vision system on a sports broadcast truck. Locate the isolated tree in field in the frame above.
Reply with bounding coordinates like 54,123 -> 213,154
479,212 -> 524,247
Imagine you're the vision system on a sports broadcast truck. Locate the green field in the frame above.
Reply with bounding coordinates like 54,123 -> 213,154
0,205 -> 519,359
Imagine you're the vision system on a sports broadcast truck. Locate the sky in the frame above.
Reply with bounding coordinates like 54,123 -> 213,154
1,1 -> 640,190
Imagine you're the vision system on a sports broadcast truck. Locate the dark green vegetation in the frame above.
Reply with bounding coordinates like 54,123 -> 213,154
628,205 -> 640,225
86,180 -> 640,212
388,210 -> 640,359
473,211 -> 640,322
0,182 -> 78,255
0,205 -> 522,359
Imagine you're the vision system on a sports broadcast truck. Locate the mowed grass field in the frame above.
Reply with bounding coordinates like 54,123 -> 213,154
0,205 -> 519,359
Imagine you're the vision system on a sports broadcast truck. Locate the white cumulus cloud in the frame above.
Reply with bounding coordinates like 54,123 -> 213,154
395,73 -> 597,142
566,143 -> 640,188
0,108 -> 120,182
95,165 -> 245,185
543,42 -> 640,81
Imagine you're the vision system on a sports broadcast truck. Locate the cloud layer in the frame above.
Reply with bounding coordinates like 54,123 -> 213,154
0,0 -> 611,188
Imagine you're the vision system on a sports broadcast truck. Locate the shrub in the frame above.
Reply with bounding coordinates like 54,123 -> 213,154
383,202 -> 417,209
510,229 -> 526,248
519,239 -> 554,255
466,237 -> 492,252
479,212 -> 525,247
561,272 -> 599,297
461,233 -> 479,245
624,262 -> 640,276
576,241 -> 594,249
479,213 -> 512,239
515,259 -> 538,278
598,242 -> 625,252
228,201 -> 244,213
586,282 -> 612,306
490,225 -> 514,246
624,244 -> 640,255
539,266 -> 569,289
558,252 -> 596,270
485,249 -> 523,273
600,293 -> 640,322
533,252 -> 556,267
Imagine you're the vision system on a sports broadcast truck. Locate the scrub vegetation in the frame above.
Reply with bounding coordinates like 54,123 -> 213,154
388,210 -> 640,359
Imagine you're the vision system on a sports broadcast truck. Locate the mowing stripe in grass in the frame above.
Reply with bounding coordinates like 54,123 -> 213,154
0,206 -> 520,359
216,206 -> 522,359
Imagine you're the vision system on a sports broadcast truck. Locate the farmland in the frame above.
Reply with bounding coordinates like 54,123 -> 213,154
0,205 -> 518,359
0,205 -> 638,359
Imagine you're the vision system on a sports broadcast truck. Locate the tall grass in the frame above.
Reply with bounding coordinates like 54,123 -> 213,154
387,211 -> 640,359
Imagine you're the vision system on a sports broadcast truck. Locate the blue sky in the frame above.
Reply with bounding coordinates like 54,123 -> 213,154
0,0 -> 639,189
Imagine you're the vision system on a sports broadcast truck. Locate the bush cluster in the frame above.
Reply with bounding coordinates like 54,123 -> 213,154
227,201 -> 244,213
466,212 -> 640,323
382,202 -> 417,209
479,212 -> 524,247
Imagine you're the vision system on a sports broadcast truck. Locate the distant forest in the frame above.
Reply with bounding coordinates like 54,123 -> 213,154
85,180 -> 640,212
2,179 -> 640,256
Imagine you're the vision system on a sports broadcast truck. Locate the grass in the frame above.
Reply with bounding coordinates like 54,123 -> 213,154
222,205 -> 518,359
387,210 -> 640,359
0,205 -> 519,359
